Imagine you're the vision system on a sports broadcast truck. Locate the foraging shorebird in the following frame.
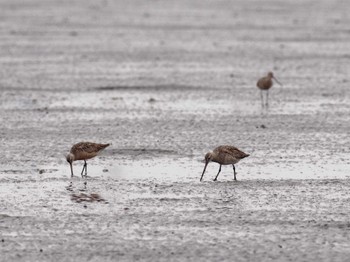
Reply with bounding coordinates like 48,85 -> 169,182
257,72 -> 283,107
200,145 -> 249,181
66,142 -> 110,177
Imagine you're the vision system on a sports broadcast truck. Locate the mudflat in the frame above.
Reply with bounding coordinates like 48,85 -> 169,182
1,0 -> 350,261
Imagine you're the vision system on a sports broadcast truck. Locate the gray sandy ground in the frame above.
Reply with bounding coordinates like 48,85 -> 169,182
0,0 -> 350,261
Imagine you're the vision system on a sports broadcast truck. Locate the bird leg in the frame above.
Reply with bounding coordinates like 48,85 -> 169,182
85,161 -> 88,177
80,164 -> 85,177
232,165 -> 237,181
260,90 -> 264,108
213,165 -> 222,181
266,90 -> 269,107
80,160 -> 87,178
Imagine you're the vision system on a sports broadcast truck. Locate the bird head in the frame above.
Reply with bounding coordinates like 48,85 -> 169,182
268,72 -> 283,86
204,152 -> 213,163
66,153 -> 74,164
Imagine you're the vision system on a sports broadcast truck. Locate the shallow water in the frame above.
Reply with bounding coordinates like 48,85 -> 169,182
1,153 -> 349,183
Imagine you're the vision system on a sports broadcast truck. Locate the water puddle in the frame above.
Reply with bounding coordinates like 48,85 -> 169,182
0,157 -> 349,181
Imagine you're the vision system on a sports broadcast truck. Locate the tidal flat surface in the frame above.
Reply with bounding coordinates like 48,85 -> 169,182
0,0 -> 350,261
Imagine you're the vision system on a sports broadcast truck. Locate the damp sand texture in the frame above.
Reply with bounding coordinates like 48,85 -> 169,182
1,0 -> 350,261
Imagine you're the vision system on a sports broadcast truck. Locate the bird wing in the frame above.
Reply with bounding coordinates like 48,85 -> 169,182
71,142 -> 109,154
257,77 -> 272,89
216,145 -> 248,159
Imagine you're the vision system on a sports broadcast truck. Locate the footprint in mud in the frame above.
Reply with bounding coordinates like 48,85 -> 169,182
79,181 -> 88,192
65,181 -> 74,191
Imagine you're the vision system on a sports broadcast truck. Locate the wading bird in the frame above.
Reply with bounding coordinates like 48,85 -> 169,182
66,142 -> 110,177
257,72 -> 283,107
200,145 -> 249,181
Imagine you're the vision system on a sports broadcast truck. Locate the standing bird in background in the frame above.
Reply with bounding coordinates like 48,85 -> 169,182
200,145 -> 249,181
66,142 -> 110,177
257,72 -> 283,107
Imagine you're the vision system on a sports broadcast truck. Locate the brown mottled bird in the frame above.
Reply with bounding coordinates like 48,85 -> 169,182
200,145 -> 249,181
66,142 -> 110,177
257,72 -> 283,107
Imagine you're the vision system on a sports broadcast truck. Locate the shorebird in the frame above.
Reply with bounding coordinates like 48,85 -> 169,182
66,142 -> 110,177
257,72 -> 283,107
200,145 -> 249,181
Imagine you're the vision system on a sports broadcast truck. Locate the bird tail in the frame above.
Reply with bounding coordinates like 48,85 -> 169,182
242,153 -> 250,158
98,143 -> 110,151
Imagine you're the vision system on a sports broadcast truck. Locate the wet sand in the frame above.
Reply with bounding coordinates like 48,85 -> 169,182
1,0 -> 350,261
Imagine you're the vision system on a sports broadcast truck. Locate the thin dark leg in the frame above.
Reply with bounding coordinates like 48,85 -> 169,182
85,160 -> 87,177
80,161 -> 87,178
80,164 -> 85,177
213,165 -> 222,181
260,90 -> 264,107
232,165 -> 237,181
266,90 -> 269,107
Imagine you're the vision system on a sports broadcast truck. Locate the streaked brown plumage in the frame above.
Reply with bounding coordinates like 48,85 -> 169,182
200,145 -> 249,181
257,72 -> 282,107
66,142 -> 110,177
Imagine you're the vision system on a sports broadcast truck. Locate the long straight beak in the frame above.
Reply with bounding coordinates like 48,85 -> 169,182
200,161 -> 209,181
273,76 -> 283,86
69,162 -> 74,177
